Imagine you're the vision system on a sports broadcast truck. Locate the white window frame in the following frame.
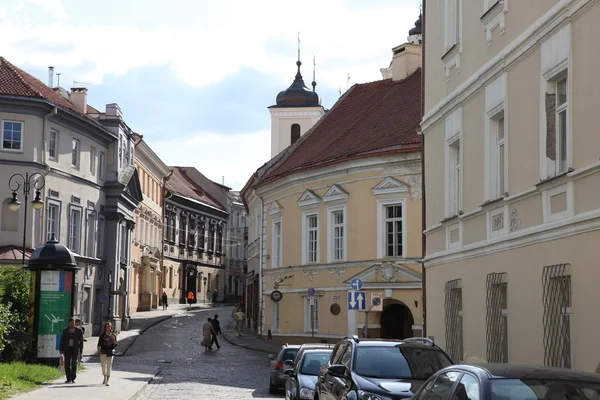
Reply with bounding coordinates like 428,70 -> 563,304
71,138 -> 80,169
327,205 -> 346,262
444,0 -> 461,52
85,209 -> 97,257
272,300 -> 280,332
302,212 -> 319,265
90,147 -> 96,175
49,129 -> 58,161
376,199 -> 407,259
96,214 -> 105,258
2,120 -> 23,152
555,76 -> 569,176
98,152 -> 105,179
68,205 -> 82,253
272,218 -> 282,268
46,200 -> 61,241
304,296 -> 319,333
445,109 -> 462,218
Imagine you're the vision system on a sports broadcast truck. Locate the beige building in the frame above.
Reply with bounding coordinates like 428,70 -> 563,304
423,0 -> 600,371
130,133 -> 170,312
242,19 -> 424,344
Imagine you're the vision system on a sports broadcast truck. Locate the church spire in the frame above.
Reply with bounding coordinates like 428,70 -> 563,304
312,55 -> 317,92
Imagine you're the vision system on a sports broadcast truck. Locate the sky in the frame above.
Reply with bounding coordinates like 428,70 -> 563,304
1,0 -> 421,190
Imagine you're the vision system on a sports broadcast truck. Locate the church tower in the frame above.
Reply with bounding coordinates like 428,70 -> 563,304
268,50 -> 325,158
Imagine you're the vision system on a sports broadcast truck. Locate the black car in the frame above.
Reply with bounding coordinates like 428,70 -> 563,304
285,349 -> 333,400
315,336 -> 453,400
411,363 -> 600,400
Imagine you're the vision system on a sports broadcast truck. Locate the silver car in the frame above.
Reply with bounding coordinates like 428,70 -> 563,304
268,344 -> 301,394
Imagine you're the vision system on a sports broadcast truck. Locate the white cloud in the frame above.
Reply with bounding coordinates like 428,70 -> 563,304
15,0 -> 68,19
148,130 -> 271,191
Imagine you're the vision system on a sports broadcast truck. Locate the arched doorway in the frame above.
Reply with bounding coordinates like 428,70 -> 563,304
380,303 -> 414,339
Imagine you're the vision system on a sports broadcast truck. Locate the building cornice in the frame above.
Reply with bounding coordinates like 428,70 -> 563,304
135,140 -> 170,177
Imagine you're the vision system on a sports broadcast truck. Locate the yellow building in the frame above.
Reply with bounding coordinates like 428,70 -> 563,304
423,1 -> 600,371
242,19 -> 424,344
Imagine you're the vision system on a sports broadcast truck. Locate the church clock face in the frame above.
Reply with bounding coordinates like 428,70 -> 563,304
270,290 -> 283,302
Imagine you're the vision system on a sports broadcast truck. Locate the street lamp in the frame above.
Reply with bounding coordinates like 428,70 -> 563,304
7,172 -> 45,266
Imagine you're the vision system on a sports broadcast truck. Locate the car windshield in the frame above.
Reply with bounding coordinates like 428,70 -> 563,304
282,348 -> 298,362
491,378 -> 600,400
354,346 -> 452,380
301,352 -> 332,376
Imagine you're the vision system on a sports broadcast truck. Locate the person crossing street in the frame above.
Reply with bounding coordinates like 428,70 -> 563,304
210,314 -> 222,350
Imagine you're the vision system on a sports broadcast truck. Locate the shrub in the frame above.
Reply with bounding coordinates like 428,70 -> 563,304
0,266 -> 31,361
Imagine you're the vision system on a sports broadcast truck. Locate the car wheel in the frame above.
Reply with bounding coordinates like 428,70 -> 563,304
269,383 -> 277,394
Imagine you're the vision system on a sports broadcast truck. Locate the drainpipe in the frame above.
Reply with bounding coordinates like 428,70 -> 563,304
420,1 -> 427,338
40,107 -> 57,245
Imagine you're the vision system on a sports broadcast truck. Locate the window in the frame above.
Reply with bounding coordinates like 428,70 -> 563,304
71,139 -> 80,168
272,219 -> 282,268
445,109 -> 462,217
98,152 -> 105,179
486,273 -> 508,363
207,225 -> 215,253
85,210 -> 96,257
96,215 -> 105,258
49,129 -> 58,160
431,372 -> 462,399
445,279 -> 463,362
328,208 -> 345,262
188,218 -> 196,248
454,373 -> 480,400
291,123 -> 301,145
450,142 -> 461,215
216,226 -> 223,254
90,147 -> 96,175
542,264 -> 571,368
198,221 -> 205,250
2,121 -> 23,151
544,77 -> 568,177
179,215 -> 187,246
46,201 -> 60,241
444,0 -> 460,52
384,204 -> 403,257
304,214 -> 318,264
497,116 -> 506,195
272,300 -> 280,332
68,206 -> 82,253
304,296 -> 319,332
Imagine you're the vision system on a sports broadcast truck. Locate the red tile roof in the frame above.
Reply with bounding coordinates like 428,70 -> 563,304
0,57 -> 83,115
0,245 -> 31,261
259,69 -> 422,184
166,167 -> 227,213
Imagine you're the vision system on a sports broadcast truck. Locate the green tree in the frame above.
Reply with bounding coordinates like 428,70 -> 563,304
0,266 -> 31,361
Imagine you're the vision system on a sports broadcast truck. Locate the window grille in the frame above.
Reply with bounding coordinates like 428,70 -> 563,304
542,263 -> 572,368
486,272 -> 508,363
444,279 -> 463,362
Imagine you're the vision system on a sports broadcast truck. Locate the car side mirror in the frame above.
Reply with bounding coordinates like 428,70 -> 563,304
328,364 -> 348,379
283,360 -> 294,368
267,354 -> 275,360
283,369 -> 294,376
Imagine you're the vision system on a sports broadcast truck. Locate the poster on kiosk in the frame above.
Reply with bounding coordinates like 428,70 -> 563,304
36,270 -> 73,359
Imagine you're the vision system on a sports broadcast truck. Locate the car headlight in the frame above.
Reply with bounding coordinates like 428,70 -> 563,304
299,387 -> 315,399
358,390 -> 392,400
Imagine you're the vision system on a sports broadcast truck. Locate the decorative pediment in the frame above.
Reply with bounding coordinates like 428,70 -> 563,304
297,189 -> 321,209
344,262 -> 422,286
372,177 -> 410,196
268,201 -> 283,217
323,184 -> 349,203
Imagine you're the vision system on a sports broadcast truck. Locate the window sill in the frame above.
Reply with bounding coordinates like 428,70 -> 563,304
480,196 -> 506,208
440,214 -> 460,224
536,170 -> 571,189
441,44 -> 459,63
481,1 -> 502,23
481,0 -> 507,46
1,148 -> 24,153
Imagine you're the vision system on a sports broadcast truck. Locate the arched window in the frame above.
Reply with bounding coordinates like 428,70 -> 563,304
1,198 -> 19,231
291,124 -> 301,145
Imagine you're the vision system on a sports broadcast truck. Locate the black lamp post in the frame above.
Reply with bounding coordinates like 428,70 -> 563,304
7,172 -> 45,266
107,270 -> 112,321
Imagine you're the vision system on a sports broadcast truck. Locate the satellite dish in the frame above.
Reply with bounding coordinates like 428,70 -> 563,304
80,290 -> 89,302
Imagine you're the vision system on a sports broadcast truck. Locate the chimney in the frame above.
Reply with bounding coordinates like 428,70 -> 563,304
70,88 -> 88,114
48,66 -> 54,88
390,43 -> 421,81
105,103 -> 123,119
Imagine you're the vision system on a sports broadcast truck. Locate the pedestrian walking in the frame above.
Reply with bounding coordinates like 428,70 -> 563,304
234,308 -> 245,336
162,292 -> 168,310
98,322 -> 118,386
74,318 -> 85,364
202,318 -> 216,352
187,291 -> 194,306
210,314 -> 222,350
59,317 -> 84,384
211,289 -> 218,303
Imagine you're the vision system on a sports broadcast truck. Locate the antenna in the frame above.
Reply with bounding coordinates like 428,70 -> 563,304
72,80 -> 92,88
312,55 -> 316,92
297,32 -> 300,62
339,86 -> 342,97
347,73 -> 351,90
56,73 -> 61,87
222,176 -> 225,185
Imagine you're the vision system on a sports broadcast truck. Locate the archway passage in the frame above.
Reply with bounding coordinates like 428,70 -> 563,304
380,303 -> 415,339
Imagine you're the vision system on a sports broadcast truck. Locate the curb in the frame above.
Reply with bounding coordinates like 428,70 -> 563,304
222,331 -> 278,354
129,367 -> 161,400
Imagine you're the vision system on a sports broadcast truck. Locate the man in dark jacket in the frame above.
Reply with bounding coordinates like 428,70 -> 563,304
210,314 -> 222,350
59,317 -> 84,383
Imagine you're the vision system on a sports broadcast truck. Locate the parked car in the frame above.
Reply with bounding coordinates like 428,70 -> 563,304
411,363 -> 600,400
284,349 -> 333,400
315,336 -> 453,400
289,343 -> 334,368
268,344 -> 301,394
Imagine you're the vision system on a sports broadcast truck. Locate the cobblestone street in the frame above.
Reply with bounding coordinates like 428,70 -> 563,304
126,307 -> 280,399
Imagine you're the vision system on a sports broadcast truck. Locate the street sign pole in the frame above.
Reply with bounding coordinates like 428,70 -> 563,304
311,306 -> 314,338
364,310 -> 368,338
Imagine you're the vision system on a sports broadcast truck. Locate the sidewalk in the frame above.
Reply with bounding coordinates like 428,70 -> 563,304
11,301 -> 219,400
222,327 -> 283,354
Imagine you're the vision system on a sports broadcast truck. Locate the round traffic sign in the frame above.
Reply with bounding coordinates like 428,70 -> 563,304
307,288 -> 316,296
99,293 -> 108,303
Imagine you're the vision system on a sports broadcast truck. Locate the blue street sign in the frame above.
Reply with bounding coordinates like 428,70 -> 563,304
350,278 -> 363,291
307,287 -> 316,296
347,291 -> 366,310
99,293 -> 108,303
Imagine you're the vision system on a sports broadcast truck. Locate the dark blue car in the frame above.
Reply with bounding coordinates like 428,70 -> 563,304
411,363 -> 600,400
